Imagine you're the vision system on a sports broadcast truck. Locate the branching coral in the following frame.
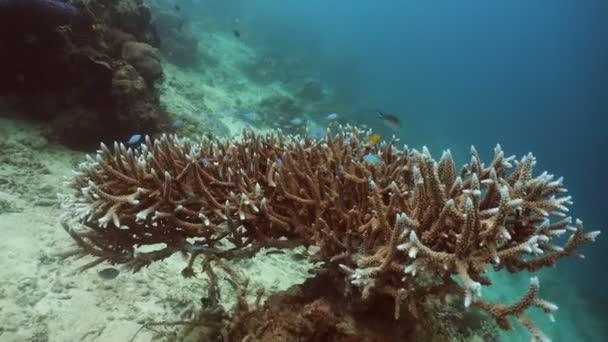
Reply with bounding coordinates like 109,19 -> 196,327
60,126 -> 600,340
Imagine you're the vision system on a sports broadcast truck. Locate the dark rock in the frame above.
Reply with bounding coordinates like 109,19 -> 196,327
111,64 -> 147,103
121,41 -> 163,83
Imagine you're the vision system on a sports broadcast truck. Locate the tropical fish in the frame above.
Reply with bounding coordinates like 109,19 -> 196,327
127,134 -> 141,145
182,242 -> 222,254
326,113 -> 338,121
244,112 -> 258,121
309,127 -> 325,139
98,267 -> 120,280
363,153 -> 383,164
291,252 -> 307,261
265,249 -> 286,256
233,29 -> 241,38
377,111 -> 400,131
289,118 -> 303,126
367,134 -> 381,145
173,119 -> 185,128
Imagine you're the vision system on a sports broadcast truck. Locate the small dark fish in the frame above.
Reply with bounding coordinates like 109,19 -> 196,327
183,242 -> 222,254
265,249 -> 286,256
291,252 -> 307,261
178,21 -> 183,32
233,29 -> 241,38
174,5 -> 180,11
98,267 -> 120,280
181,192 -> 201,205
201,296 -> 211,308
377,110 -> 400,131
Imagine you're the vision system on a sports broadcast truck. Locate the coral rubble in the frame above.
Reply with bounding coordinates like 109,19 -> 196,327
60,126 -> 600,340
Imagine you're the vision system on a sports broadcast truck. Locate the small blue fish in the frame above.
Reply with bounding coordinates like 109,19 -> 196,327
173,119 -> 185,128
276,158 -> 283,167
363,153 -> 383,164
183,242 -> 222,254
220,109 -> 234,116
289,118 -> 303,126
337,164 -> 345,175
244,112 -> 258,121
127,134 -> 141,145
98,267 -> 119,280
309,127 -> 325,139
326,113 -> 338,121
200,157 -> 210,167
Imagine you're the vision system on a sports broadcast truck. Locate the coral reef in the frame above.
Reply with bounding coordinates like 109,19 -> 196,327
60,126 -> 600,340
121,41 -> 163,82
0,0 -> 167,149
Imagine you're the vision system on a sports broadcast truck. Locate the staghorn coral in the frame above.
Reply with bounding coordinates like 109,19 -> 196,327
60,126 -> 600,341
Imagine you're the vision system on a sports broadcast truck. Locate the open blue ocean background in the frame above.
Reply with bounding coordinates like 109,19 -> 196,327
197,0 -> 607,340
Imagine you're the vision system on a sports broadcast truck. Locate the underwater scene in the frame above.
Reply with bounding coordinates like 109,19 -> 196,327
0,0 -> 606,341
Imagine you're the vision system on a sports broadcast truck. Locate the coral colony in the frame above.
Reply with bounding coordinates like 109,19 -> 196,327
60,126 -> 599,340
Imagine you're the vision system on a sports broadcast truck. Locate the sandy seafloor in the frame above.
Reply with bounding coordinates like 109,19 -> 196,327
0,31 -> 605,341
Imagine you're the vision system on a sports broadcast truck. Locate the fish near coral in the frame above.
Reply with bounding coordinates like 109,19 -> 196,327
173,118 -> 185,128
289,118 -> 303,126
366,134 -> 381,145
243,112 -> 258,121
326,113 -> 338,121
363,153 -> 382,164
98,267 -> 119,280
127,134 -> 141,145
377,110 -> 400,131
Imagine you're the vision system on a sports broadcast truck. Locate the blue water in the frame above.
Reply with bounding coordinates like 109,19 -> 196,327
195,1 -> 608,339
